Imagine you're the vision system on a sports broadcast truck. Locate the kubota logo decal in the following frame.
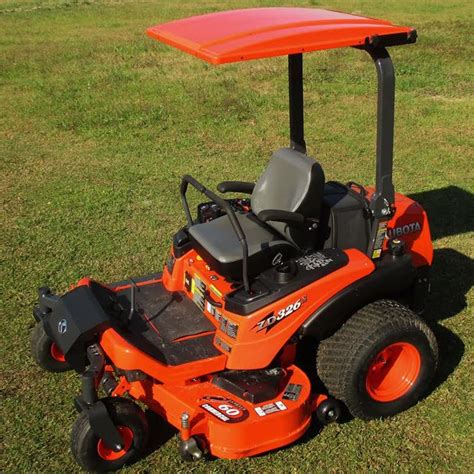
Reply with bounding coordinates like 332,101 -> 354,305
254,296 -> 307,333
58,319 -> 68,334
387,221 -> 421,238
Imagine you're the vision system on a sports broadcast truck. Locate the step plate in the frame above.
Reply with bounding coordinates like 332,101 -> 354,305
115,281 -> 218,365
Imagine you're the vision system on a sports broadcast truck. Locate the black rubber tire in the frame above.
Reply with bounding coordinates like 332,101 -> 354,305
71,397 -> 149,472
316,398 -> 343,425
30,322 -> 71,372
317,300 -> 438,420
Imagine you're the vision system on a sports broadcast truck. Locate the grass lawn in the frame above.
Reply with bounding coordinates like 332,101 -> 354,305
1,0 -> 473,471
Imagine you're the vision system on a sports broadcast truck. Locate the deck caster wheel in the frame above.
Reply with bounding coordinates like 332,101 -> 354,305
316,398 -> 342,425
71,397 -> 148,472
179,436 -> 204,462
30,322 -> 71,372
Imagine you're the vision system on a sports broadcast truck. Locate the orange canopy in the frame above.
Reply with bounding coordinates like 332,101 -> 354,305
147,8 -> 415,64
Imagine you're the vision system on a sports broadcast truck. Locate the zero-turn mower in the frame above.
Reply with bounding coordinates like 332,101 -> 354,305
31,8 -> 438,471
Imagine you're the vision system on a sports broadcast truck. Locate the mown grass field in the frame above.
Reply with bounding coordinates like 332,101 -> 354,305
1,0 -> 473,472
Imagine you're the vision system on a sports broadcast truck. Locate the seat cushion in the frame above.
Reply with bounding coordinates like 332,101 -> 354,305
188,213 -> 297,279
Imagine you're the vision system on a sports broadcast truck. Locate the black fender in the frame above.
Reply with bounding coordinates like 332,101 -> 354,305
299,254 -> 429,340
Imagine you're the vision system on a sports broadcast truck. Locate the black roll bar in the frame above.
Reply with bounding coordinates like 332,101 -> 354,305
365,46 -> 395,217
180,175 -> 250,293
288,47 -> 396,216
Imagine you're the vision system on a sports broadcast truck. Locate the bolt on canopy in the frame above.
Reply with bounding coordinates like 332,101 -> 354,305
147,8 -> 417,223
146,7 -> 415,64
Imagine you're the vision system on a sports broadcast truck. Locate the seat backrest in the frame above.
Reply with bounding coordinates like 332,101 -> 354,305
251,148 -> 325,247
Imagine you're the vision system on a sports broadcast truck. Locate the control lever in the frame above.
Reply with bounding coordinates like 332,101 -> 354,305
127,278 -> 139,323
204,290 -> 223,308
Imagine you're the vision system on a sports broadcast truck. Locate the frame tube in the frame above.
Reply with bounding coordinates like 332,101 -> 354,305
366,46 -> 395,216
288,54 -> 306,154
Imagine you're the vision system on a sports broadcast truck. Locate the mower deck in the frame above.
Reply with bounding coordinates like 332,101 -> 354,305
91,277 -> 317,458
124,364 -> 313,459
98,277 -> 320,458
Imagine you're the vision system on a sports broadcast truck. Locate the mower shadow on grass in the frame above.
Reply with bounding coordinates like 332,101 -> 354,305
409,185 -> 474,241
409,185 -> 473,391
423,247 -> 471,395
143,409 -> 178,457
426,248 -> 473,323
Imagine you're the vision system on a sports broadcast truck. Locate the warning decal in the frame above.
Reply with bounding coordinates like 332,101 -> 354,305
254,401 -> 287,417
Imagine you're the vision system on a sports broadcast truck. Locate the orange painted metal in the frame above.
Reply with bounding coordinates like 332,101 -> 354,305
364,188 -> 434,267
127,364 -> 312,459
147,8 -> 414,64
365,342 -> 421,402
223,250 -> 373,369
387,192 -> 433,267
50,342 -> 66,362
100,328 -> 226,384
97,426 -> 134,461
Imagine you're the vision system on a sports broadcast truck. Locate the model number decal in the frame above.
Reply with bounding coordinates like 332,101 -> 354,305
201,396 -> 249,423
255,296 -> 307,333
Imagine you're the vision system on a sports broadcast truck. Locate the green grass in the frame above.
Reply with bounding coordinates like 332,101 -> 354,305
1,0 -> 473,471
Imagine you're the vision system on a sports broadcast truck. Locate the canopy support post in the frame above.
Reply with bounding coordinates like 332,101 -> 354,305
363,46 -> 396,259
366,46 -> 395,216
288,53 -> 306,154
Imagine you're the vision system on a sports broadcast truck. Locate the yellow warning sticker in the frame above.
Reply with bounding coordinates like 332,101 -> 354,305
372,248 -> 382,259
210,284 -> 222,297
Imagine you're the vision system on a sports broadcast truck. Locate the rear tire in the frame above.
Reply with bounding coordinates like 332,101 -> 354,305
71,397 -> 149,472
317,300 -> 438,420
30,322 -> 71,372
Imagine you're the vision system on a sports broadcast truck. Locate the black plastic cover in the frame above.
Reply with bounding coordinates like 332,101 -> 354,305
320,181 -> 371,253
300,253 -> 419,340
225,248 -> 349,315
42,283 -> 115,357
213,368 -> 286,404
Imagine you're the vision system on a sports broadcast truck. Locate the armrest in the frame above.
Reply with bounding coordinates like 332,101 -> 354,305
217,181 -> 255,194
257,209 -> 305,225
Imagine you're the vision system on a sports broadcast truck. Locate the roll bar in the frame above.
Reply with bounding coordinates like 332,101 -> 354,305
180,175 -> 250,293
366,46 -> 395,217
288,53 -> 306,154
287,46 -> 395,217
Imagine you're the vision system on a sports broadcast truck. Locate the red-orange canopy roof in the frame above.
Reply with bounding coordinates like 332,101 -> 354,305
147,8 -> 415,64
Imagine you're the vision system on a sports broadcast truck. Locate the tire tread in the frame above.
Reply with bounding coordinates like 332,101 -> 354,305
317,300 -> 438,419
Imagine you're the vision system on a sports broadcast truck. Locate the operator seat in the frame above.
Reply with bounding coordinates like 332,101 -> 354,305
188,148 -> 325,280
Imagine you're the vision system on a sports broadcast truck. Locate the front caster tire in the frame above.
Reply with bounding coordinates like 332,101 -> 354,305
71,398 -> 149,472
316,398 -> 343,425
30,322 -> 71,372
317,300 -> 438,420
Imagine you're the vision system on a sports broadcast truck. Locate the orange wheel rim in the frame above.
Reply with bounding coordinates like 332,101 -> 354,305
50,343 -> 66,362
365,342 -> 421,402
97,426 -> 133,461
